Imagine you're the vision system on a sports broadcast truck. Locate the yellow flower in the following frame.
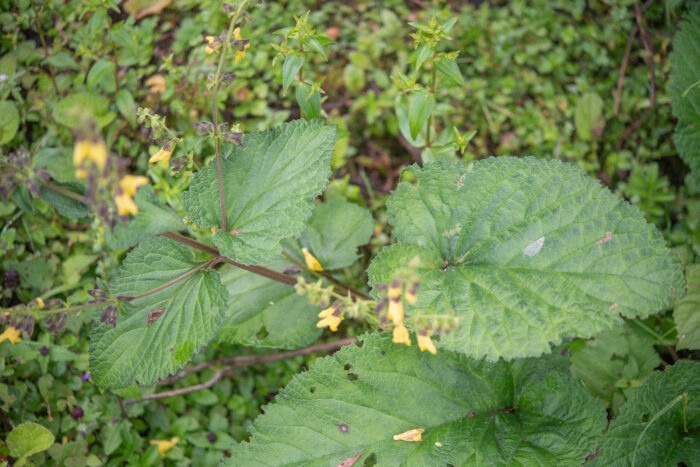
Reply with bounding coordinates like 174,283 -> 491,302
211,227 -> 218,235
233,27 -> 249,63
404,282 -> 418,305
149,146 -> 173,164
388,279 -> 401,300
73,139 -> 108,170
36,298 -> 45,309
115,193 -> 138,216
302,248 -> 323,271
392,322 -> 411,346
119,175 -> 149,197
75,168 -> 87,179
205,36 -> 217,54
417,330 -> 437,355
393,428 -> 424,442
317,305 -> 343,332
387,298 -> 404,326
149,437 -> 179,457
0,326 -> 21,344
145,75 -> 166,94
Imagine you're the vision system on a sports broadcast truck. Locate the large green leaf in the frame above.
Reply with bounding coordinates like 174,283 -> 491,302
104,186 -> 185,250
90,237 -> 228,389
217,262 -> 321,349
569,322 -> 661,415
368,158 -> 684,361
6,422 -> 55,466
39,182 -> 88,219
675,264 -> 700,350
297,199 -> 373,270
183,119 -> 335,265
226,334 -> 606,466
670,10 -> 700,188
593,360 -> 700,466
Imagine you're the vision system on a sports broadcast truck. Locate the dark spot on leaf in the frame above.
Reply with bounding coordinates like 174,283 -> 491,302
344,363 -> 352,370
363,453 -> 377,466
560,348 -> 567,356
309,386 -> 316,394
347,373 -> 358,382
338,423 -> 349,433
642,413 -> 649,423
256,326 -> 269,340
380,350 -> 385,355
468,411 -> 476,418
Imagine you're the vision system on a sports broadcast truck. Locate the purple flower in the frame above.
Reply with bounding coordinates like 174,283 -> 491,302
82,372 -> 91,382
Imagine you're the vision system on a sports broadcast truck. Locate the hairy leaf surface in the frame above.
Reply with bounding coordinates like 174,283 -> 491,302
675,264 -> 700,350
226,334 -> 606,466
670,10 -> 700,188
90,237 -> 227,389
217,263 -> 321,349
105,186 -> 184,250
594,360 -> 700,466
183,119 -> 335,265
369,158 -> 683,361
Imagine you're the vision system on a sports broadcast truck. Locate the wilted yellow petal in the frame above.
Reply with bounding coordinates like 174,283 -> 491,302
146,75 -> 166,94
393,428 -> 424,442
119,175 -> 149,197
149,437 -> 179,457
302,248 -> 323,271
0,326 -> 21,344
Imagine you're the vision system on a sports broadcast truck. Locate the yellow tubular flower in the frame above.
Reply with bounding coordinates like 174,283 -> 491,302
392,323 -> 411,346
119,175 -> 149,197
205,36 -> 217,54
73,139 -> 108,170
393,428 -> 424,442
388,279 -> 401,300
115,193 -> 139,216
417,330 -> 437,355
149,146 -> 173,164
233,27 -> 249,62
149,437 -> 179,457
73,140 -> 90,166
75,168 -> 87,179
387,298 -> 404,326
318,305 -> 336,318
0,326 -> 21,344
317,304 -> 342,332
36,298 -> 45,309
404,282 -> 419,305
302,248 -> 323,271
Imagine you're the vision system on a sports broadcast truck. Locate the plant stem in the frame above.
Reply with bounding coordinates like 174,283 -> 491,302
211,0 -> 250,231
43,181 -> 85,203
425,63 -> 437,148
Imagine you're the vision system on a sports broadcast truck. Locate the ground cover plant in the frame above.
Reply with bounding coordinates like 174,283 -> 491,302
1,0 -> 699,465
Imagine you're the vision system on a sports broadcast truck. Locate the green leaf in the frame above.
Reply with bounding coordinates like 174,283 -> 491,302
104,186 -> 185,251
395,95 -> 425,147
593,360 -> 700,466
39,182 -> 87,219
295,84 -> 321,119
86,58 -> 116,93
414,43 -> 433,71
89,237 -> 228,389
435,57 -> 466,87
574,92 -> 605,141
6,422 -> 55,462
670,10 -> 700,188
570,322 -> 661,415
225,334 -> 606,466
115,89 -> 137,127
0,100 -> 20,144
217,262 -> 321,349
282,54 -> 304,94
302,37 -> 328,60
675,264 -> 700,350
53,92 -> 116,128
183,119 -> 335,265
368,158 -> 684,361
408,91 -> 435,140
298,199 -> 373,270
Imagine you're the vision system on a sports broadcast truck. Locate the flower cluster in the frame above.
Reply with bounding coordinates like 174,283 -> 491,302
205,28 -> 250,62
295,277 -> 377,332
0,147 -> 49,200
1,297 -> 67,340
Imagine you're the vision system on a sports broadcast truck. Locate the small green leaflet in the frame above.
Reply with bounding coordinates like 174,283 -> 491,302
674,264 -> 700,350
296,199 -> 373,270
90,237 -> 228,389
104,186 -> 185,250
593,360 -> 700,466
217,262 -> 321,349
408,91 -> 435,140
670,10 -> 700,188
183,119 -> 335,265
368,158 -> 684,361
225,334 -> 606,466
574,92 -> 605,142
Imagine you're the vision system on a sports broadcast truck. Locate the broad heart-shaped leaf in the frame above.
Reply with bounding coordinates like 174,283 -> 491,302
670,10 -> 700,189
104,186 -> 185,250
675,264 -> 700,350
90,237 -> 228,389
182,119 -> 335,265
225,334 -> 606,466
593,360 -> 700,466
6,422 -> 55,462
216,261 -> 321,349
368,158 -> 684,361
296,199 -> 373,270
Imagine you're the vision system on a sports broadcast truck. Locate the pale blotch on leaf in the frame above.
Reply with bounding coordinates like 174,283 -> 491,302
523,236 -> 545,257
393,428 -> 424,442
595,231 -> 613,245
337,449 -> 364,467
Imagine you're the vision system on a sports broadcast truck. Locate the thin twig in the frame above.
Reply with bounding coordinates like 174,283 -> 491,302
116,395 -> 128,420
614,25 -> 638,116
634,2 -> 655,108
125,337 -> 358,404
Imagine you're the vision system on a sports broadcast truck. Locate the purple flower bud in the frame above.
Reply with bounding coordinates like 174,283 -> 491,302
207,432 -> 217,443
82,372 -> 91,382
39,346 -> 50,356
3,269 -> 19,289
70,406 -> 84,420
